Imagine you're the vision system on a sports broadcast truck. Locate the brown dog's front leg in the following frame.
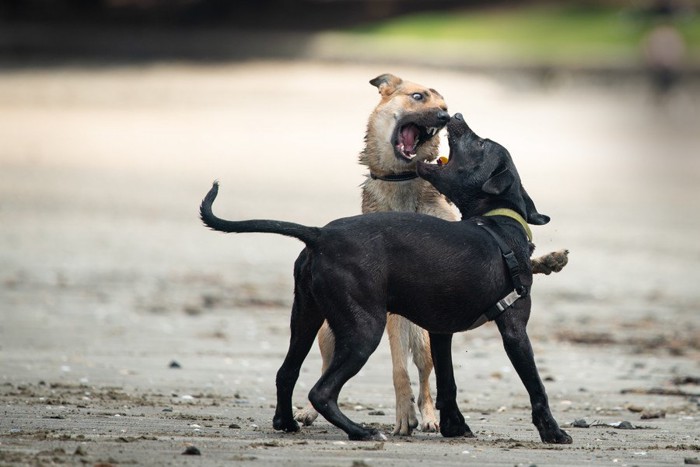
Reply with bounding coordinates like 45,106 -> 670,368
387,314 -> 420,436
429,332 -> 474,438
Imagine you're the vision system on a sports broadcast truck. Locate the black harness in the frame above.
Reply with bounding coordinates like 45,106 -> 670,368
474,218 -> 529,321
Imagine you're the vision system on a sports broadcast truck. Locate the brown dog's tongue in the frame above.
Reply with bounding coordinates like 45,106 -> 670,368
400,124 -> 419,155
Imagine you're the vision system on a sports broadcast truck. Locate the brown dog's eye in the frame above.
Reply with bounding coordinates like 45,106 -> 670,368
411,93 -> 424,101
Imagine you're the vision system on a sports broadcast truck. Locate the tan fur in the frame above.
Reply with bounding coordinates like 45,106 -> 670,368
294,74 -> 568,436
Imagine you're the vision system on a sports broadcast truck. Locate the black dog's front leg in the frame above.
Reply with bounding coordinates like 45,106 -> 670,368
494,302 -> 572,444
429,332 -> 474,438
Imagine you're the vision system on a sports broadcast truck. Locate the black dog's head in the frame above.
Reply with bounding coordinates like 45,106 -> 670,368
417,113 -> 549,225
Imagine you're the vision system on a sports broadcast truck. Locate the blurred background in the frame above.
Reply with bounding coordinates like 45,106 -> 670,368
1,1 -> 699,387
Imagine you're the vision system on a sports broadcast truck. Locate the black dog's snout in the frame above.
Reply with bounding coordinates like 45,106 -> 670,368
437,110 -> 450,123
447,113 -> 471,137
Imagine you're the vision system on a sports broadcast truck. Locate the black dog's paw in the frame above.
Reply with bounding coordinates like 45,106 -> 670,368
439,407 -> 474,438
541,428 -> 573,444
441,421 -> 475,438
348,428 -> 388,441
273,415 -> 300,433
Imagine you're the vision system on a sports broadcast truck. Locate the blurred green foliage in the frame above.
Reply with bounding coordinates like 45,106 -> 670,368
349,5 -> 699,62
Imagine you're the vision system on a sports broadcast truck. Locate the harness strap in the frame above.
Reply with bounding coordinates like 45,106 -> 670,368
369,172 -> 419,182
476,219 -> 529,321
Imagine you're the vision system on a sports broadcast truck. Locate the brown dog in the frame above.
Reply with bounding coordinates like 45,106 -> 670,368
293,74 -> 568,436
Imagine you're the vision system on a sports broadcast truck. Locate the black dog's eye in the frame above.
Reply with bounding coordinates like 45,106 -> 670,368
411,93 -> 424,101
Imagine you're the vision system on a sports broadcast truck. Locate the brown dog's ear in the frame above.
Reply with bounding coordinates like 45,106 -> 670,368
482,168 -> 515,195
369,74 -> 403,96
521,186 -> 550,225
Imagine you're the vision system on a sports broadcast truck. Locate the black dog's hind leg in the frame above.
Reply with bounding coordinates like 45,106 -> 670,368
308,309 -> 387,441
429,332 -> 474,438
273,282 -> 325,433
494,299 -> 572,444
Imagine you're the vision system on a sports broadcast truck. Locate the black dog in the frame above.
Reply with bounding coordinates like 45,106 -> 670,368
200,113 -> 572,444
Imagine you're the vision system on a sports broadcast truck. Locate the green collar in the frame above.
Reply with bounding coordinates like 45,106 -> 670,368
483,208 -> 532,242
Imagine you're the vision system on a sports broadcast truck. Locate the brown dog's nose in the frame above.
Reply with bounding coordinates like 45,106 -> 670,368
437,110 -> 450,123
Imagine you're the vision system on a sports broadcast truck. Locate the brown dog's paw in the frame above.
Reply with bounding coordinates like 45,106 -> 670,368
392,397 -> 419,436
294,405 -> 319,426
532,249 -> 569,275
420,419 -> 439,433
419,400 -> 439,433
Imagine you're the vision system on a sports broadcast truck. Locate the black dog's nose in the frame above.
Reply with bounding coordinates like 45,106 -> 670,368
437,110 -> 450,123
454,113 -> 464,121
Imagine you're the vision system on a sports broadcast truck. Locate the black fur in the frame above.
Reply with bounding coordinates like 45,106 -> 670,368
200,113 -> 571,444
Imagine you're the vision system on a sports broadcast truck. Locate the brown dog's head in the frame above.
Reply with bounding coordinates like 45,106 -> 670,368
361,74 -> 449,174
417,113 -> 549,225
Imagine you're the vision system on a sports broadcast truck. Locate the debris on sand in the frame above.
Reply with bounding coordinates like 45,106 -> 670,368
182,446 -> 201,455
596,421 -> 656,430
640,410 -> 666,420
73,445 -> 87,456
621,387 -> 700,398
356,442 -> 384,451
611,421 -> 636,430
673,376 -> 700,386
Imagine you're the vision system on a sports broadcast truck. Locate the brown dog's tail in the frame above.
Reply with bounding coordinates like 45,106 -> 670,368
200,181 -> 321,245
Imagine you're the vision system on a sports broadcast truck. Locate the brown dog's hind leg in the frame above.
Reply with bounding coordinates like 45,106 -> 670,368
294,322 -> 334,426
531,249 -> 569,275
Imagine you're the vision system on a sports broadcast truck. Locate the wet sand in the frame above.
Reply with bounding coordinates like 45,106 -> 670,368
1,61 -> 699,466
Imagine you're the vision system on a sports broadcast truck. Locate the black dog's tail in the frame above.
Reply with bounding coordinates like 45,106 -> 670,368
199,181 -> 321,245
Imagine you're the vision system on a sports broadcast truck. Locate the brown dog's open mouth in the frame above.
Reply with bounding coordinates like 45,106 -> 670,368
393,122 -> 442,161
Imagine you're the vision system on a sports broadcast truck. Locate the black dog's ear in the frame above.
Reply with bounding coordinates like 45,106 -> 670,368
482,168 -> 515,195
521,185 -> 550,225
370,74 -> 403,96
